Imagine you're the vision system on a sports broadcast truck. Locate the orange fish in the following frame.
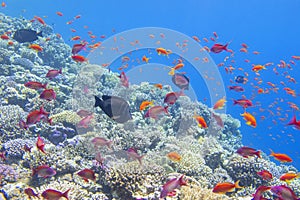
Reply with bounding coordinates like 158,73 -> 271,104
167,152 -> 182,162
139,101 -> 154,111
56,11 -> 63,16
257,170 -> 273,181
156,47 -> 172,56
270,149 -> 292,163
29,44 -> 43,52
280,172 -> 300,183
71,36 -> 81,41
142,55 -> 150,63
154,83 -> 163,89
193,115 -> 207,128
241,112 -> 257,128
212,180 -> 242,194
72,55 -> 88,63
213,97 -> 226,110
1,2 -> 6,7
168,63 -> 184,76
34,16 -> 45,25
252,65 -> 266,72
291,55 -> 300,60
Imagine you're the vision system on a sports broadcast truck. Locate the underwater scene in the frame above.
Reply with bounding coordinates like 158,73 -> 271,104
0,1 -> 300,200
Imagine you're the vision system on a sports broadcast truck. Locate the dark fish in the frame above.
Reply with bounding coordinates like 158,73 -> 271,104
13,29 -> 42,43
235,75 -> 245,83
94,95 -> 132,123
172,73 -> 190,90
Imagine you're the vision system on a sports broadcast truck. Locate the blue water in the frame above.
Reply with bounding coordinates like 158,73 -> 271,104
2,0 -> 300,171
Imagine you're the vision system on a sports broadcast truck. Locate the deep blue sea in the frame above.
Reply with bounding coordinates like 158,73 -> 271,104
2,0 -> 300,172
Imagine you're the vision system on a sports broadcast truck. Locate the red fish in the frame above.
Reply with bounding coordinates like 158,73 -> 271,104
164,90 -> 184,105
72,42 -> 87,54
40,89 -> 56,101
228,86 -> 244,92
24,81 -> 47,90
32,165 -> 56,178
24,188 -> 39,199
144,106 -> 169,120
34,16 -> 45,25
210,43 -> 229,53
126,148 -> 144,165
213,180 -> 242,194
42,189 -> 70,200
36,135 -> 46,154
286,114 -> 300,130
25,106 -> 51,126
270,149 -> 292,163
91,137 -> 113,149
1,34 -> 9,40
252,186 -> 271,200
77,115 -> 93,128
236,146 -> 261,158
257,170 -> 273,181
118,71 -> 129,88
46,68 -> 62,79
71,55 -> 88,62
160,175 -> 187,198
77,169 -> 96,182
29,44 -> 43,52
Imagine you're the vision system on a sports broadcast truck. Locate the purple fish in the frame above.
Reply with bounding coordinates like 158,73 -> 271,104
210,43 -> 229,53
160,175 -> 187,198
72,42 -> 87,54
164,90 -> 184,105
252,186 -> 271,200
172,73 -> 189,90
126,148 -> 144,165
40,89 -> 56,101
46,68 -> 62,80
144,106 -> 169,120
236,146 -> 261,158
271,185 -> 299,200
32,165 -> 56,178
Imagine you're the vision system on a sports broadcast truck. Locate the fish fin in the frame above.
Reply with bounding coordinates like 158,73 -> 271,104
138,155 -> 145,165
101,95 -> 111,101
94,96 -> 103,108
255,151 -> 261,158
37,31 -> 43,37
234,180 -> 243,189
168,68 -> 175,76
62,189 -> 70,200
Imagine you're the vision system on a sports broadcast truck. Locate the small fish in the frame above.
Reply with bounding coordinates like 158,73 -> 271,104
168,63 -> 184,76
144,105 -> 169,120
271,185 -> 299,200
286,114 -> 300,130
252,186 -> 271,200
280,172 -> 300,183
153,83 -> 163,89
1,34 -> 9,40
77,115 -> 93,128
1,2 -> 6,7
42,189 -> 70,200
13,29 -> 42,43
71,36 -> 81,41
94,95 -> 132,123
36,135 -> 46,154
252,65 -> 266,72
140,100 -> 154,111
270,149 -> 292,163
72,42 -> 87,54
46,68 -> 62,79
34,16 -> 45,25
40,89 -> 56,101
23,144 -> 33,153
156,47 -> 172,56
0,151 -> 6,160
233,99 -> 253,108
172,73 -> 190,90
24,106 -> 51,126
91,137 -> 113,149
257,170 -> 273,181
118,71 -> 129,88
241,112 -> 257,128
95,152 -> 105,166
236,146 -> 261,158
193,115 -> 207,128
212,180 -> 242,194
211,112 -> 224,128
24,81 -> 47,90
167,152 -> 182,162
24,188 -> 39,199
56,11 -> 63,16
77,169 -> 96,182
29,44 -> 43,52
76,109 -> 93,118
126,148 -> 144,165
213,97 -> 226,110
142,55 -> 150,63
210,43 -> 229,53
234,75 -> 246,84
32,165 -> 56,178
71,55 -> 88,62
160,175 -> 187,198
164,90 -> 184,105
228,86 -> 244,92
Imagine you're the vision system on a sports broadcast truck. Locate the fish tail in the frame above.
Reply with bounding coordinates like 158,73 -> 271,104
37,31 -> 43,37
138,155 -> 145,165
94,96 -> 103,108
287,115 -> 297,126
164,106 -> 169,115
234,180 -> 243,189
107,140 -> 113,149
179,175 -> 188,186
255,150 -> 261,158
168,68 -> 175,76
62,189 -> 70,200
43,83 -> 48,89
59,68 -> 63,75
269,149 -> 274,156
48,118 -> 52,125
